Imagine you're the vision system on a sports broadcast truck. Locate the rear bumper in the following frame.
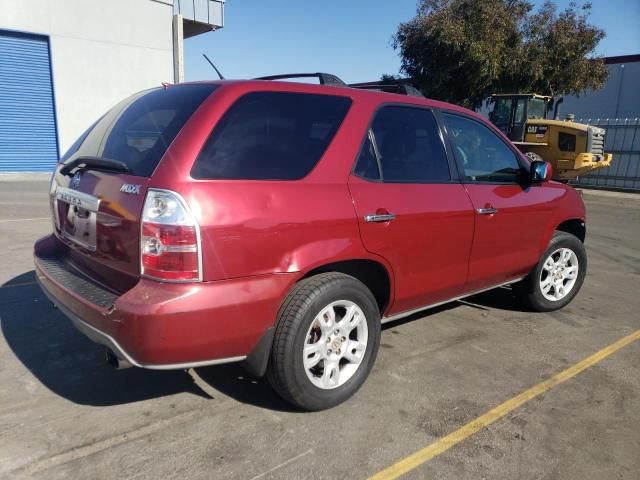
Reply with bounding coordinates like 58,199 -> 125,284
34,234 -> 295,369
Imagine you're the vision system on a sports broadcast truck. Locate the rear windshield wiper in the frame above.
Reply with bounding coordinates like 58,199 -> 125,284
60,156 -> 130,177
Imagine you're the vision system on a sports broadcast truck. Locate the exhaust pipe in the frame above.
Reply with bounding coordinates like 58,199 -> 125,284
553,97 -> 564,119
105,349 -> 132,370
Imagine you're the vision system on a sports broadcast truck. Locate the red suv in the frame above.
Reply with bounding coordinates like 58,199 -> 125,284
34,75 -> 587,410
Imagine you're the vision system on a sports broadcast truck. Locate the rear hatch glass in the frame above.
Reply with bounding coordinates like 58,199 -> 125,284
51,84 -> 217,291
63,84 -> 218,176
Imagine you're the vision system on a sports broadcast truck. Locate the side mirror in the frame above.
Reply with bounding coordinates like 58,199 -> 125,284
530,160 -> 552,183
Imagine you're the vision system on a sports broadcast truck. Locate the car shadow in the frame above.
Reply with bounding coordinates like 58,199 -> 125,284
379,285 -> 526,330
174,285 -> 528,411
190,364 -> 299,412
1,270 -> 525,410
464,286 -> 527,312
1,270 -> 297,411
0,271 -> 208,406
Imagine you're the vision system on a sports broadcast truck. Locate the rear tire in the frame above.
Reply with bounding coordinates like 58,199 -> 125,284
267,273 -> 381,411
513,231 -> 587,312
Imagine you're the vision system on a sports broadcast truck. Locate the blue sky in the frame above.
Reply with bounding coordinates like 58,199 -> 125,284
184,0 -> 640,83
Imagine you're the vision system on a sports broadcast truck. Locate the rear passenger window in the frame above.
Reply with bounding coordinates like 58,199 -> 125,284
354,106 -> 450,183
353,134 -> 380,180
192,92 -> 352,180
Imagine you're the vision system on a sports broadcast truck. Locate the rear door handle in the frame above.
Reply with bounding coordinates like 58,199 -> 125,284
364,213 -> 396,223
477,207 -> 498,215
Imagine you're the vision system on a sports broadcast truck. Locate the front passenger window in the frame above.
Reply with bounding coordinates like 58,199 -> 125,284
443,113 -> 523,183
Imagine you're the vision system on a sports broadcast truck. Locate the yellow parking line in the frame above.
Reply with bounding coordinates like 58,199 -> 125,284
369,329 -> 640,480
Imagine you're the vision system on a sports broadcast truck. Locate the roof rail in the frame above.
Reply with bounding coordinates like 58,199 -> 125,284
253,73 -> 425,98
255,73 -> 346,86
349,81 -> 425,98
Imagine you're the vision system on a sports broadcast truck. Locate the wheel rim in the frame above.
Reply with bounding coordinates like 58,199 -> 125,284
303,300 -> 368,390
540,247 -> 579,301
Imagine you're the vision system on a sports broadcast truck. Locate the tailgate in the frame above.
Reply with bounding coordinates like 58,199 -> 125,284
47,83 -> 218,293
51,170 -> 150,293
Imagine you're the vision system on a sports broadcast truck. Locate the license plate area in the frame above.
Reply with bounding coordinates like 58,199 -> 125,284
55,187 -> 101,251
62,205 -> 97,250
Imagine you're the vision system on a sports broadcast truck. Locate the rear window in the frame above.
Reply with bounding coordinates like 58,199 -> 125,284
191,92 -> 352,180
65,84 -> 217,176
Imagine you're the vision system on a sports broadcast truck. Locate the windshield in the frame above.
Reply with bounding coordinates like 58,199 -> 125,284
528,98 -> 547,119
62,84 -> 218,177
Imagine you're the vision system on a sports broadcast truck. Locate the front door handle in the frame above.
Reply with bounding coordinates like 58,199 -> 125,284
477,207 -> 498,215
364,213 -> 396,223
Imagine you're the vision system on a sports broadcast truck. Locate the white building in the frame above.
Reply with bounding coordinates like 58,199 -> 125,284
0,0 -> 224,172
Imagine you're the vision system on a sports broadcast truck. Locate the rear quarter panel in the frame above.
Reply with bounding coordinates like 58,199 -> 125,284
150,82 -> 394,283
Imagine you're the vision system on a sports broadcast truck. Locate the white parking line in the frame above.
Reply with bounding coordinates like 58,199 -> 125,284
248,449 -> 314,480
0,217 -> 49,223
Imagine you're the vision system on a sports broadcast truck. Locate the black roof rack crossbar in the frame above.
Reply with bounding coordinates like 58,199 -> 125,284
255,73 -> 346,86
348,82 -> 425,98
252,73 -> 425,97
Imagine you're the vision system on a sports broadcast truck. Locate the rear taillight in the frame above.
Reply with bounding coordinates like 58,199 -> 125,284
141,189 -> 202,282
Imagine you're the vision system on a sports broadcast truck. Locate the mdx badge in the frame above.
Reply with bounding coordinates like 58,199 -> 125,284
120,184 -> 141,195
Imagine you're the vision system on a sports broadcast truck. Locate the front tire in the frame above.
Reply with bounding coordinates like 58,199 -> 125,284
267,273 -> 381,411
513,231 -> 587,312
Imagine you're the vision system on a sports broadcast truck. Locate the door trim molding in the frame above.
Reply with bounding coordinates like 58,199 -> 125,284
381,276 -> 526,324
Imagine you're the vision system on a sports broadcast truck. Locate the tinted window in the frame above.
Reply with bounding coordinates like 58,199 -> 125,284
68,84 -> 217,176
192,92 -> 352,180
528,98 -> 547,119
355,106 -> 450,183
60,117 -> 101,163
443,113 -> 523,183
558,132 -> 576,152
491,97 -> 512,134
353,134 -> 380,180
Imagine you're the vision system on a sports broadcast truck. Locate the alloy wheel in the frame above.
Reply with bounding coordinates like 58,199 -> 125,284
303,300 -> 368,389
539,247 -> 579,301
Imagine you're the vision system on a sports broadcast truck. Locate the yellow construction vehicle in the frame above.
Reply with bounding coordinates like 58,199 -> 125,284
489,93 -> 613,181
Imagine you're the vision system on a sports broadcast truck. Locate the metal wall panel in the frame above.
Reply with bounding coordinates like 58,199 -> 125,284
0,30 -> 58,172
561,62 -> 640,119
174,0 -> 224,27
571,118 -> 640,191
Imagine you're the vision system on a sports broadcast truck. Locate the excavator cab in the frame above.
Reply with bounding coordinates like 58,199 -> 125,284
489,94 -> 552,142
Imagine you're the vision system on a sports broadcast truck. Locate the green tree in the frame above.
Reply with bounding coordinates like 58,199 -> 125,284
390,0 -> 607,109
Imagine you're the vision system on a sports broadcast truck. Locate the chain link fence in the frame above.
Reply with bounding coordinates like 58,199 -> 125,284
570,118 -> 640,191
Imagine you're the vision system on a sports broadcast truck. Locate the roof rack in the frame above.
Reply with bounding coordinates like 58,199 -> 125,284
349,81 -> 425,98
254,73 -> 425,98
255,73 -> 346,86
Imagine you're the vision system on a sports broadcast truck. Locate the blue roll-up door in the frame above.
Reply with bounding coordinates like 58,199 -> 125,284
0,31 -> 58,172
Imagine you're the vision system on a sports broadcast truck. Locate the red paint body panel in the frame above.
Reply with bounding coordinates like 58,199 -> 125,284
35,79 -> 587,367
462,182 -> 560,289
463,181 -> 584,290
35,235 -> 297,365
51,170 -> 150,292
349,177 -> 475,314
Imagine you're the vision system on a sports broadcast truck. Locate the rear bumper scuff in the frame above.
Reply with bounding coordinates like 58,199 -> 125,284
34,234 -> 296,370
37,274 -> 246,370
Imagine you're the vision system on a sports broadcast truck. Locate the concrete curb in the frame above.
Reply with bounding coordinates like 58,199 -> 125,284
0,173 -> 51,182
578,188 -> 640,200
